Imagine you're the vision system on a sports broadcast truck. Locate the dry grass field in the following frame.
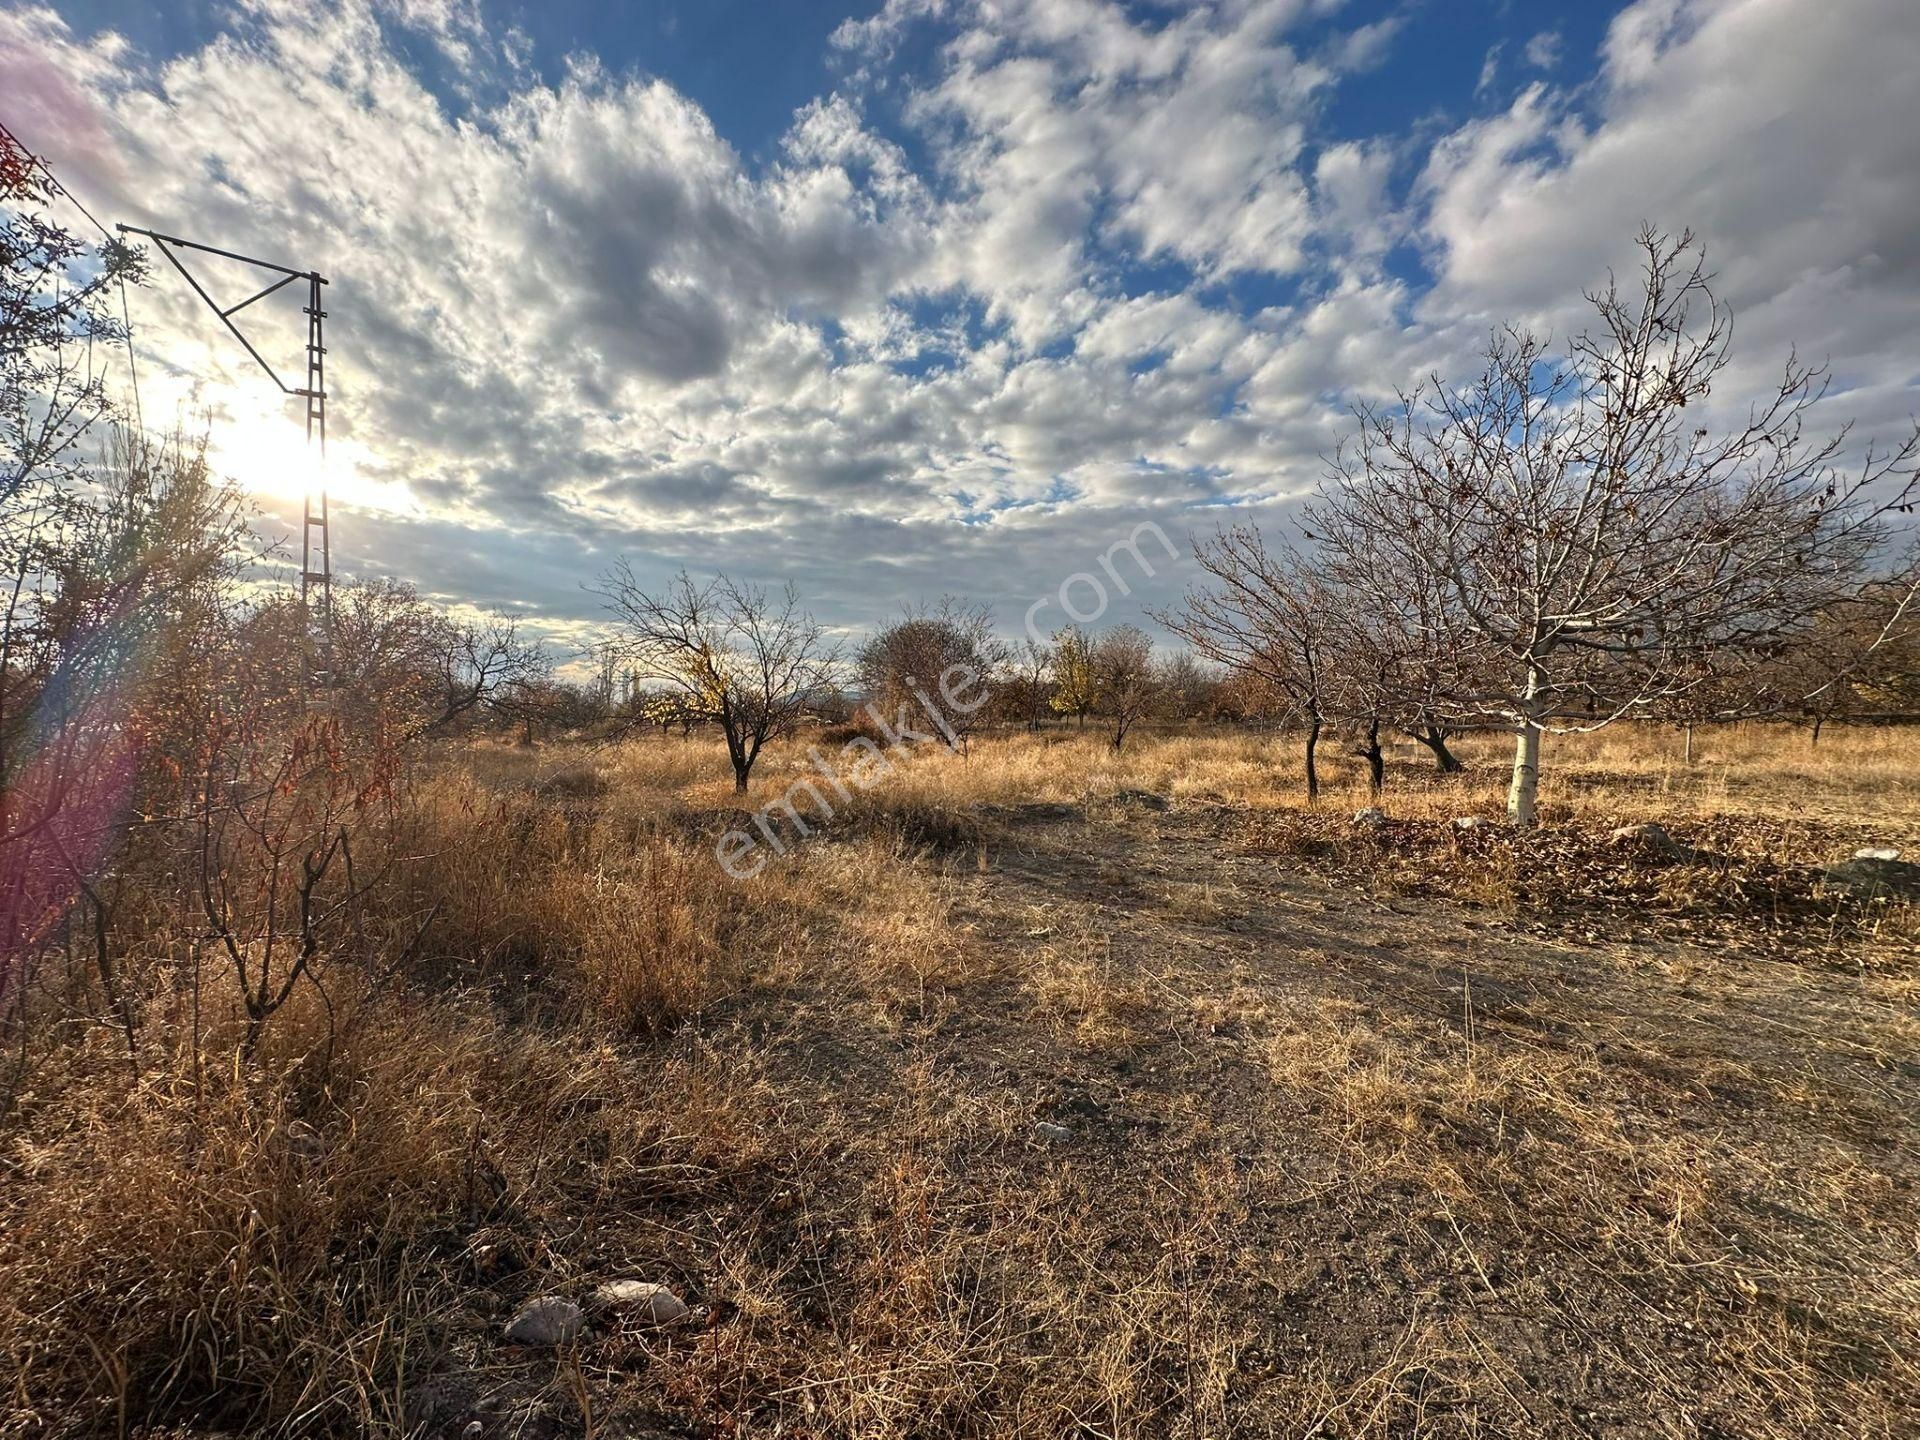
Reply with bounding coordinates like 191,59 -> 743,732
2,723 -> 1916,1438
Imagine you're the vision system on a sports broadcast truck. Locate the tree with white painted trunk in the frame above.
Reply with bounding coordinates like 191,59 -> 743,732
1313,229 -> 1919,827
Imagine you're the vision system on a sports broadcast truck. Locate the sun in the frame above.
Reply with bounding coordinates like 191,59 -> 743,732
208,405 -> 416,517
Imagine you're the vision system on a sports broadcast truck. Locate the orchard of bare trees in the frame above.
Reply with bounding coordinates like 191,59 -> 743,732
9,84 -> 1920,1439
1167,230 -> 1920,825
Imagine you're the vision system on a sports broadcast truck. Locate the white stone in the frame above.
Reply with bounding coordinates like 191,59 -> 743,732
1609,822 -> 1691,859
1854,845 -> 1902,862
589,1280 -> 689,1326
1352,807 -> 1387,824
503,1296 -> 583,1346
1452,816 -> 1492,831
1034,1121 -> 1074,1144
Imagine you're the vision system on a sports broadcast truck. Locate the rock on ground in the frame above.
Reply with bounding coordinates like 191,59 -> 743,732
588,1279 -> 689,1326
502,1296 -> 583,1346
1822,855 -> 1920,901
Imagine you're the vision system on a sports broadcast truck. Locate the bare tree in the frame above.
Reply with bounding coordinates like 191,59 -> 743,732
1157,652 -> 1220,725
1316,229 -> 1919,826
856,597 -> 1005,754
192,709 -> 405,1057
596,566 -> 838,793
2,128 -> 145,514
429,612 -> 550,736
1306,515 -> 1483,791
325,578 -> 448,733
1005,636 -> 1053,732
325,579 -> 548,739
1157,525 -> 1339,800
1091,625 -> 1158,751
1746,558 -> 1920,742
1320,601 -> 1397,799
1211,667 -> 1288,726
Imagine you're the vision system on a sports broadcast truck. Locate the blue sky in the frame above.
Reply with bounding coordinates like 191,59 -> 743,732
46,2 -> 1610,160
5,0 -> 1918,653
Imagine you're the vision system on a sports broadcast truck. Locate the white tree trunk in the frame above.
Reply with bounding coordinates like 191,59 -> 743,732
1507,722 -> 1541,827
1507,662 -> 1544,827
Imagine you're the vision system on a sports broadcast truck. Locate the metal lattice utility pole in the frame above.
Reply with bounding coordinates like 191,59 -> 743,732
115,223 -> 333,688
300,268 -> 330,672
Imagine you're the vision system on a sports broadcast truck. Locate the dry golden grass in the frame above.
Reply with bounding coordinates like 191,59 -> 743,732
908,720 -> 1915,832
524,719 -> 1918,847
1025,913 -> 1159,1051
1,719 -> 1914,1437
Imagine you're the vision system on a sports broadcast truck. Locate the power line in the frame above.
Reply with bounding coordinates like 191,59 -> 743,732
3,119 -> 336,692
117,224 -> 336,692
0,119 -> 113,241
0,118 -> 144,433
116,273 -> 143,435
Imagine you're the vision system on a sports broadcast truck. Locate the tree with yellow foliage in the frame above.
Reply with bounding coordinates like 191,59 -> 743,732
1048,625 -> 1096,729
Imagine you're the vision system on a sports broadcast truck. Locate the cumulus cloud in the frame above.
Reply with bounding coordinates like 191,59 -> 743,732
2,0 -> 1915,653
898,0 -> 1343,341
1418,0 -> 1920,443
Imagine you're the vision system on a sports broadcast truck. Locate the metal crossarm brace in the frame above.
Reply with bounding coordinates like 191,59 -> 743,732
115,224 -> 334,689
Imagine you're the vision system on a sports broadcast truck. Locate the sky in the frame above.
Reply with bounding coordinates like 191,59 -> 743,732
4,0 -> 1919,659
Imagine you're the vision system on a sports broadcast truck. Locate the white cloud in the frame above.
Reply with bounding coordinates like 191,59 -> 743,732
1419,0 -> 1920,418
1473,42 -> 1503,99
2,0 -> 1914,649
904,0 -> 1338,339
1523,30 -> 1563,70
1313,139 -> 1399,260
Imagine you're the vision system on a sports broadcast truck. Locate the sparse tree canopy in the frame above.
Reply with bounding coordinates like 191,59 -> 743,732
1156,652 -> 1220,726
856,597 -> 1005,750
1758,560 -> 1920,738
326,578 -> 548,739
1157,526 -> 1340,800
995,636 -> 1053,732
431,611 -> 549,736
1315,228 -> 1920,825
1091,625 -> 1158,751
596,565 -> 838,793
639,687 -> 704,737
2,129 -> 145,512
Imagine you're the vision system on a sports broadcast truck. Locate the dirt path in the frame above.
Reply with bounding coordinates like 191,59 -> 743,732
739,798 -> 1920,1436
417,797 -> 1920,1437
